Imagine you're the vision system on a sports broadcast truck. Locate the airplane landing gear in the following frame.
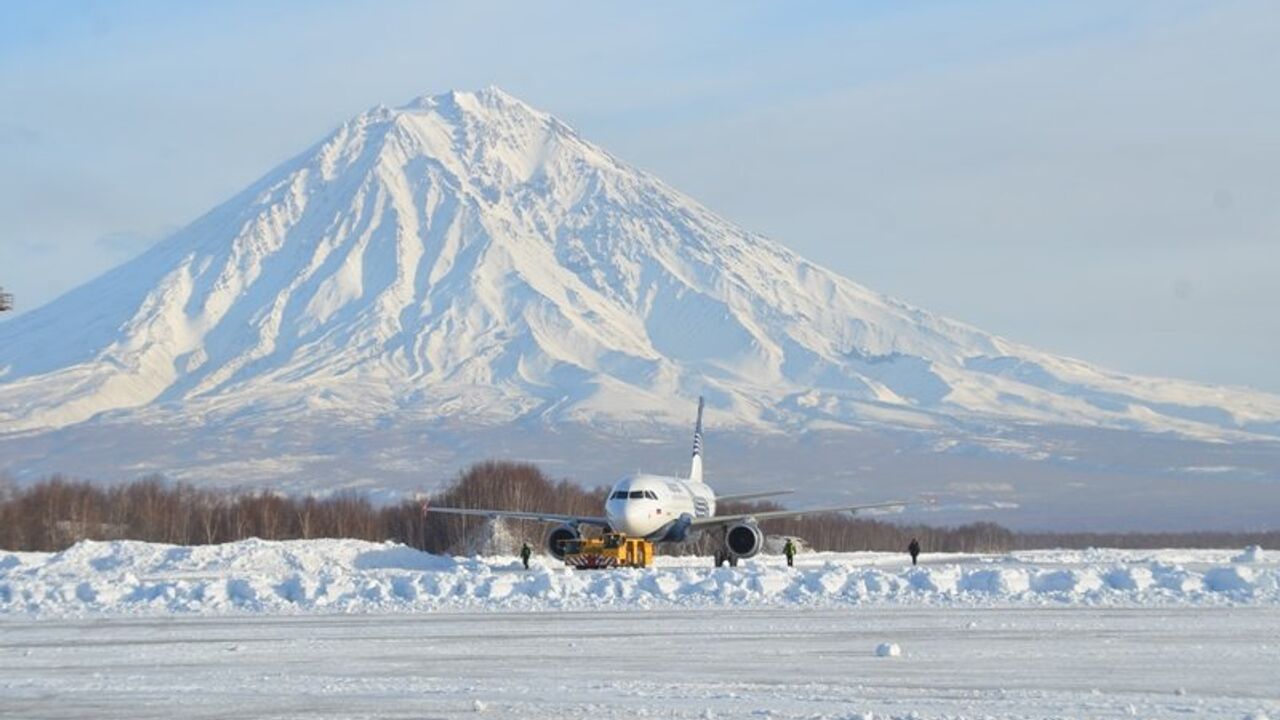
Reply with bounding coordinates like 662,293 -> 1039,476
713,550 -> 739,568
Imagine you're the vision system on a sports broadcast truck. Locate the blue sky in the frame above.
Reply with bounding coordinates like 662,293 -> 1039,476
1,1 -> 1277,391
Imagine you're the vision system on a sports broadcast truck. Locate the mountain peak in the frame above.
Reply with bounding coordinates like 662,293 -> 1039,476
473,84 -> 526,105
349,85 -> 584,188
400,86 -> 545,121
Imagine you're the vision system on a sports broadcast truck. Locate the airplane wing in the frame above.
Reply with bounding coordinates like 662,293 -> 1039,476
689,500 -> 907,528
426,505 -> 611,528
716,489 -> 794,503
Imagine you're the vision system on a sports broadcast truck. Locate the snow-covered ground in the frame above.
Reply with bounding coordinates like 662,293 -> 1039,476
2,540 -> 1277,718
3,607 -> 1277,719
1,539 -> 1275,617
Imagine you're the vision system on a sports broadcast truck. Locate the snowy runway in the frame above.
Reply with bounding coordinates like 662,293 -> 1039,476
3,607 -> 1277,719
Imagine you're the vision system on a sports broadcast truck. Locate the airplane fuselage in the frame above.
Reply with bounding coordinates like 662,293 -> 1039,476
426,395 -> 903,564
604,473 -> 716,541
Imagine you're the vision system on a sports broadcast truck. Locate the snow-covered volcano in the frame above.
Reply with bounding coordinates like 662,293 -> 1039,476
1,88 -> 1278,527
2,86 -> 1277,438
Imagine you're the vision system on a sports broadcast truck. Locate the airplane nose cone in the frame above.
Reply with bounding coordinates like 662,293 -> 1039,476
621,504 -> 650,535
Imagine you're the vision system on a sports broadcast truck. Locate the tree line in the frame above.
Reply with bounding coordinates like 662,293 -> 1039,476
0,462 -> 600,554
1,462 -> 1275,554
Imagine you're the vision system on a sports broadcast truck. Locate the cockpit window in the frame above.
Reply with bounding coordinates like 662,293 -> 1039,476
628,490 -> 645,499
611,491 -> 628,500
644,491 -> 658,500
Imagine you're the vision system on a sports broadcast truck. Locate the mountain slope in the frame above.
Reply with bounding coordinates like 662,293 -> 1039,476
3,87 -> 1278,444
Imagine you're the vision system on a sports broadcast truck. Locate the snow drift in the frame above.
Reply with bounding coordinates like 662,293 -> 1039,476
2,539 -> 1276,618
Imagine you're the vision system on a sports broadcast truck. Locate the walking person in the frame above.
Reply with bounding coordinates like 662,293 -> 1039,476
520,541 -> 532,570
783,538 -> 797,568
908,537 -> 921,566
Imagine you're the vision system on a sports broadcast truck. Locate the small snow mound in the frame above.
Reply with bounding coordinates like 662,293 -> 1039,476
874,642 -> 901,657
1030,569 -> 1103,595
907,567 -> 958,594
1104,567 -> 1154,591
472,699 -> 487,713
1243,711 -> 1270,720
1233,545 -> 1265,563
960,568 -> 1029,595
1203,566 -> 1256,594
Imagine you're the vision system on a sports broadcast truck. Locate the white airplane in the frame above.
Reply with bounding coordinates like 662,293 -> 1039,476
429,397 -> 905,566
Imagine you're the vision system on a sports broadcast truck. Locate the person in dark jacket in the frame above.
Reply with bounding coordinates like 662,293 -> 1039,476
520,542 -> 532,570
908,538 -> 921,566
783,538 -> 797,568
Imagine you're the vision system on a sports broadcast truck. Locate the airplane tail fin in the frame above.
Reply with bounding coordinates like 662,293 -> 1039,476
689,396 -> 705,484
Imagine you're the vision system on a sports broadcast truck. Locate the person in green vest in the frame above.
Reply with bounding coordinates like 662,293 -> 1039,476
783,538 -> 797,568
520,542 -> 532,570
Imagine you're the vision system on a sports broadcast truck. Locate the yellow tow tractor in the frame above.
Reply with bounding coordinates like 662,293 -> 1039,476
560,532 -> 654,569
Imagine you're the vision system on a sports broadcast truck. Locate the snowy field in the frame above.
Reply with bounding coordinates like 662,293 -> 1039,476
0,540 -> 1275,616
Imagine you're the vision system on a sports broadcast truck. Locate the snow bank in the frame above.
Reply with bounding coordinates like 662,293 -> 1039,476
1,540 -> 1277,618
1234,545 -> 1265,563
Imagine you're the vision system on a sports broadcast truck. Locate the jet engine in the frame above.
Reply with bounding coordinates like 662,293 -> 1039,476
723,521 -> 763,560
545,524 -> 580,560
